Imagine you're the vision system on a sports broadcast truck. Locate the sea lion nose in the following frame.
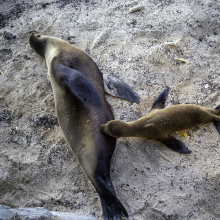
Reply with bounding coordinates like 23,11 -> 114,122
100,124 -> 108,134
29,30 -> 41,37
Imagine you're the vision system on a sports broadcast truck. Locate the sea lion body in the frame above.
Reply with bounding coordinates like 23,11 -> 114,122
123,104 -> 218,138
29,32 -> 138,220
101,88 -> 220,153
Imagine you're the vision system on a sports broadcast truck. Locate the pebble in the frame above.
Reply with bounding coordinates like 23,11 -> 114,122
198,36 -> 204,42
129,6 -> 145,13
128,19 -> 137,25
3,31 -> 16,40
204,84 -> 209,89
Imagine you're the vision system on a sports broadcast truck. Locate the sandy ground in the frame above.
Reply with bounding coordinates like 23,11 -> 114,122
0,0 -> 220,219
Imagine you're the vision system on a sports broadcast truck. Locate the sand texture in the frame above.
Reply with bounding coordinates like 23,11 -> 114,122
0,0 -> 220,219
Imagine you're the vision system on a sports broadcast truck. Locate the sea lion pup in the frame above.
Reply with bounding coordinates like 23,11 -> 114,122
29,31 -> 140,220
100,87 -> 220,154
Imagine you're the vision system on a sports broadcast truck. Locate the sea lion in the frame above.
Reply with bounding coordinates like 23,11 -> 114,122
100,87 -> 220,154
29,31 -> 140,220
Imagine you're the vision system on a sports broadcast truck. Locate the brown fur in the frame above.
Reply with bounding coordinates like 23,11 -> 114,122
100,88 -> 220,154
100,104 -> 220,139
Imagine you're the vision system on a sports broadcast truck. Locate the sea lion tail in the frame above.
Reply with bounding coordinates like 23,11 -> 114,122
150,87 -> 170,111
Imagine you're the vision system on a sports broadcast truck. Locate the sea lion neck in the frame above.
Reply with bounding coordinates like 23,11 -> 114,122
45,47 -> 59,68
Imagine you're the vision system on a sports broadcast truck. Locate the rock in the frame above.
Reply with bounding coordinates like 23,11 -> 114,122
9,207 -> 53,220
0,205 -> 97,220
3,31 -> 16,40
0,109 -> 12,126
0,205 -> 13,220
28,114 -> 58,128
51,211 -> 97,220
129,5 -> 145,13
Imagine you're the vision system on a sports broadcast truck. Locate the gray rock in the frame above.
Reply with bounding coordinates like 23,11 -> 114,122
10,207 -> 53,220
51,211 -> 97,220
0,205 -> 97,220
3,31 -> 16,40
0,205 -> 13,220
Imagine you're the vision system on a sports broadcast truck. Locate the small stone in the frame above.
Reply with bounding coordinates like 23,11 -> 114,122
198,36 -> 203,42
129,19 -> 137,25
42,3 -> 47,8
23,55 -> 31,60
204,84 -> 209,89
3,31 -> 16,40
129,6 -> 145,13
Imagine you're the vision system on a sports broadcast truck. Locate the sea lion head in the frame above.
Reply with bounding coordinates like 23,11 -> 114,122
100,120 -> 128,138
29,31 -> 50,58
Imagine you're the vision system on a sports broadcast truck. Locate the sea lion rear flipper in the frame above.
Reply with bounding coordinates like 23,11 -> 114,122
158,136 -> 192,154
150,87 -> 170,111
103,74 -> 140,103
96,175 -> 128,219
214,120 -> 220,135
58,64 -> 102,108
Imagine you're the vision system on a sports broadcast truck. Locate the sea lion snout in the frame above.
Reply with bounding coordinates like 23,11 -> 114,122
29,31 -> 42,42
29,31 -> 47,58
100,120 -> 128,138
100,123 -> 116,137
100,124 -> 109,135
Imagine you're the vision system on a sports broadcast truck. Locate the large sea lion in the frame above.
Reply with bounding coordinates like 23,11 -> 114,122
29,31 -> 140,220
100,87 -> 220,154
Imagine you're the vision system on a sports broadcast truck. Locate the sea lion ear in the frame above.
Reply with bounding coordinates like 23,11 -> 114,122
103,75 -> 140,103
58,64 -> 103,108
150,87 -> 170,111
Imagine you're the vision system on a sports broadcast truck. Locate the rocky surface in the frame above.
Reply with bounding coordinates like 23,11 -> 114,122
0,0 -> 220,220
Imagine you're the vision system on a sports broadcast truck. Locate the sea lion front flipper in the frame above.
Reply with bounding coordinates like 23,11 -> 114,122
58,64 -> 103,108
103,74 -> 140,103
150,87 -> 170,111
158,136 -> 192,154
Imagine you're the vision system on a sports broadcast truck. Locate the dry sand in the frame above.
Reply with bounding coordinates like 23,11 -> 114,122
0,0 -> 220,219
